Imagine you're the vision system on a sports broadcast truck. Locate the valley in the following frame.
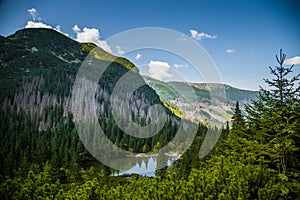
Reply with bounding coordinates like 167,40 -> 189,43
0,28 -> 299,199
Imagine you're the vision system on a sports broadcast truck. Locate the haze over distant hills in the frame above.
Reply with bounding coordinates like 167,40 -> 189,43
143,76 -> 258,124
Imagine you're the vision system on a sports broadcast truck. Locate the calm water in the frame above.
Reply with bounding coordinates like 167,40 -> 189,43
112,156 -> 177,177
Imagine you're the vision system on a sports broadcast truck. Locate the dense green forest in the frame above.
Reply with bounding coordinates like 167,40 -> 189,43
0,28 -> 299,199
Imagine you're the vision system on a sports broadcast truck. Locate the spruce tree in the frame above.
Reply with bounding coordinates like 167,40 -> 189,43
231,101 -> 245,131
245,49 -> 299,187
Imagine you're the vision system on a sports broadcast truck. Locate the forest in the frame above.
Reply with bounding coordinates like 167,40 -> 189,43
0,34 -> 299,199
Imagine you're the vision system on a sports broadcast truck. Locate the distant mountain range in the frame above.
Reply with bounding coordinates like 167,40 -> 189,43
143,76 -> 258,124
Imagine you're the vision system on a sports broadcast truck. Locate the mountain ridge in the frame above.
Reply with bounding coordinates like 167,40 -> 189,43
143,75 -> 258,124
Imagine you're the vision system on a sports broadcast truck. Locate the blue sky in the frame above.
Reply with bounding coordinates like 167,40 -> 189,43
0,0 -> 299,90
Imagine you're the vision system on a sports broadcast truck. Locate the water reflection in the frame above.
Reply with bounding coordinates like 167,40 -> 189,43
112,156 -> 177,177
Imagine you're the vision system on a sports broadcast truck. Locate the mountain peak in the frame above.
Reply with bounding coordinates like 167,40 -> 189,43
9,28 -> 69,40
3,28 -> 139,72
0,28 -> 141,93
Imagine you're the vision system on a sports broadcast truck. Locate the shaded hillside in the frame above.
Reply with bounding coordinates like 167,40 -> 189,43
0,28 -> 138,93
0,28 -> 180,177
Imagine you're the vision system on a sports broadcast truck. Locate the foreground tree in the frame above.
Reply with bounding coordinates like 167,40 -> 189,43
245,49 -> 300,197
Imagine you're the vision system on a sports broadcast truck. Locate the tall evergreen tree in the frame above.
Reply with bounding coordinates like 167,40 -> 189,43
245,49 -> 300,176
231,101 -> 245,131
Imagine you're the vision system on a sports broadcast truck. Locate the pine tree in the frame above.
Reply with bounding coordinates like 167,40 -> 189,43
231,101 -> 246,132
246,49 -> 299,174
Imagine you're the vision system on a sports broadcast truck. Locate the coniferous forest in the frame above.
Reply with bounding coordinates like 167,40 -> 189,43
0,28 -> 299,199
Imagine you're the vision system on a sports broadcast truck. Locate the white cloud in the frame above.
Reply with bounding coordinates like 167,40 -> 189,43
25,21 -> 69,37
148,60 -> 172,81
27,8 -> 38,21
54,25 -> 69,37
136,53 -> 142,60
284,56 -> 300,65
55,25 -> 61,31
177,34 -> 189,42
25,8 -> 69,36
173,63 -> 188,68
116,45 -> 125,55
25,21 -> 52,29
72,25 -> 112,53
225,49 -> 235,53
190,29 -> 217,40
72,25 -> 80,33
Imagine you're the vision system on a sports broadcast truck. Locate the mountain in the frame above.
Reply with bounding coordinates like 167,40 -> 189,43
0,28 -> 181,177
143,76 -> 258,124
0,28 -> 138,93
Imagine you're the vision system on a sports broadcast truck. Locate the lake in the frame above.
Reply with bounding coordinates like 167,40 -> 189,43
112,156 -> 178,177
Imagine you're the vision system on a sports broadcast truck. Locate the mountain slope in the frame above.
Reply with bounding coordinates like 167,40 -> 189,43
0,28 -> 180,177
0,28 -> 138,93
188,82 -> 258,102
143,76 -> 258,124
0,27 -> 174,131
